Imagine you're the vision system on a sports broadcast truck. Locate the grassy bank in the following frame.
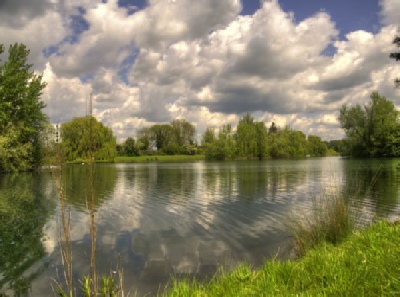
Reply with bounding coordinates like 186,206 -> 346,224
161,221 -> 400,296
115,155 -> 205,163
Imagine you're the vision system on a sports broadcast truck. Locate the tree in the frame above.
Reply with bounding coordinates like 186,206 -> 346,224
267,128 -> 308,159
268,122 -> 278,134
170,119 -> 196,147
307,135 -> 327,157
201,127 -> 216,146
0,124 -> 33,172
339,92 -> 400,157
255,121 -> 268,160
150,124 -> 173,151
205,124 -> 236,160
123,137 -> 139,156
137,127 -> 152,152
390,34 -> 400,88
61,116 -> 116,162
236,113 -> 257,158
235,114 -> 268,160
0,43 -> 48,172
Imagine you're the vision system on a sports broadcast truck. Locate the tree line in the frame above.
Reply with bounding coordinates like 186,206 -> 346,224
117,119 -> 197,156
200,113 -> 328,160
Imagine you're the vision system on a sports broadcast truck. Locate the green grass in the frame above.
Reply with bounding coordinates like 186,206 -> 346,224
115,155 -> 205,163
160,221 -> 400,296
285,192 -> 353,257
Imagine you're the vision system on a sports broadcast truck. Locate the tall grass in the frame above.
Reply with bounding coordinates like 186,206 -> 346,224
286,164 -> 385,257
286,191 -> 354,257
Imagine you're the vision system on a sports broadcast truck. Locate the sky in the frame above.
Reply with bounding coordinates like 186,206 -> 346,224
1,0 -> 399,142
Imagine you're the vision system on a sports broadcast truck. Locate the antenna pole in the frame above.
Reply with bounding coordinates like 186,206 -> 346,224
89,92 -> 93,117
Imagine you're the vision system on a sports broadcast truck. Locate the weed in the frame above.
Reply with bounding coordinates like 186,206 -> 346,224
286,191 -> 353,257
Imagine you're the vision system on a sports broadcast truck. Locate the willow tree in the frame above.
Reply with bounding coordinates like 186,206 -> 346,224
61,116 -> 116,162
0,43 -> 48,172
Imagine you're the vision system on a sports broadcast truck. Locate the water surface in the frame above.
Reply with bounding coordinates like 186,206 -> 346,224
0,157 -> 399,296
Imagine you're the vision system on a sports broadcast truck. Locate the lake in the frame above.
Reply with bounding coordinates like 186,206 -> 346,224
0,157 -> 399,296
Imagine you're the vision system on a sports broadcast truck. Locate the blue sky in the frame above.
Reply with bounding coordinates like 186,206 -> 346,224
0,0 -> 398,141
275,1 -> 380,37
115,0 -> 381,38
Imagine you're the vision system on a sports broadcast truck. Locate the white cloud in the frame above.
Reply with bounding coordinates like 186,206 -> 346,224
380,0 -> 400,25
49,0 -> 136,77
0,0 -> 53,28
130,0 -> 241,50
0,9 -> 66,71
42,63 -> 89,122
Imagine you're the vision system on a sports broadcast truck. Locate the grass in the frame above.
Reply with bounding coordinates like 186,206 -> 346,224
285,192 -> 354,257
115,154 -> 205,163
160,221 -> 400,296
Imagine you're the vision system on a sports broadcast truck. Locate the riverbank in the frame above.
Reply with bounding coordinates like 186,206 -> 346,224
161,221 -> 400,296
115,155 -> 205,163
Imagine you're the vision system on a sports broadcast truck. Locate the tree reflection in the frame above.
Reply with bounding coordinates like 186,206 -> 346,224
342,159 -> 400,218
0,173 -> 55,296
62,164 -> 118,210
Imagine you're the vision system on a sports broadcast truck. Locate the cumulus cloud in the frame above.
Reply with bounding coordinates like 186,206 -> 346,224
49,1 -> 137,78
380,0 -> 400,26
0,9 -> 66,70
0,0 -> 53,28
315,27 -> 396,92
41,63 -> 89,122
131,0 -> 241,50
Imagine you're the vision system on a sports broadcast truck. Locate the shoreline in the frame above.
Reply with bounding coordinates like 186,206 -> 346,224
160,220 -> 400,296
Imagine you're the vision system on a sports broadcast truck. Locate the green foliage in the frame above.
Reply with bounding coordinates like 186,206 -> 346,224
236,113 -> 257,158
201,127 -> 216,146
268,121 -> 278,134
339,92 -> 400,157
325,139 -> 343,154
234,114 -> 268,160
267,128 -> 308,159
150,124 -> 173,151
203,118 -> 328,160
61,116 -> 117,162
307,135 -> 327,157
0,43 -> 48,172
136,127 -> 151,151
134,118 -> 196,155
205,124 -> 236,160
0,123 -> 33,172
170,119 -> 196,147
254,121 -> 268,160
122,137 -> 140,156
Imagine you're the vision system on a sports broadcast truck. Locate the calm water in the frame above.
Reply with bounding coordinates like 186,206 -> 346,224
1,157 -> 399,296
